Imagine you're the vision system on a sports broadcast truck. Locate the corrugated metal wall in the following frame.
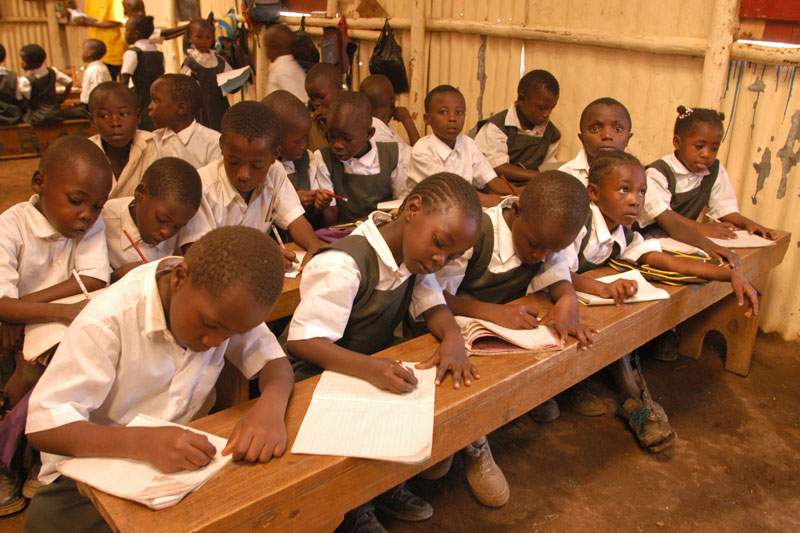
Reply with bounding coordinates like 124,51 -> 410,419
0,0 -> 52,73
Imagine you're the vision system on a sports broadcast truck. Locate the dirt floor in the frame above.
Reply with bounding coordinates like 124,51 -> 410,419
0,157 -> 39,213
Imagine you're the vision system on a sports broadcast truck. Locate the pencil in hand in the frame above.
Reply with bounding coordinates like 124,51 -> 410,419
121,226 -> 148,262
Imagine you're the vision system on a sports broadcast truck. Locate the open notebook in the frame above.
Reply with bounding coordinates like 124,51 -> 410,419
285,251 -> 306,279
708,230 -> 776,248
455,316 -> 562,355
575,270 -> 670,306
292,367 -> 436,464
57,414 -> 231,510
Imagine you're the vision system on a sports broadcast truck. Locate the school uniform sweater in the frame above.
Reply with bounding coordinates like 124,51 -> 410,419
0,67 -> 22,125
181,49 -> 231,132
474,106 -> 560,173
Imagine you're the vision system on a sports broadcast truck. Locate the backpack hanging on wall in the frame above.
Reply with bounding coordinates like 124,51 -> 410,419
369,19 -> 409,93
242,0 -> 281,26
216,9 -> 253,92
293,16 -> 320,72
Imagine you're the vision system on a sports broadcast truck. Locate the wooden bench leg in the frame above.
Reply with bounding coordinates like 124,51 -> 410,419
677,292 -> 762,377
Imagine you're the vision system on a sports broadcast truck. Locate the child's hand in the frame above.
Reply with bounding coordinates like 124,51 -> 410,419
281,248 -> 298,270
539,295 -> 598,350
599,279 -> 638,305
706,244 -> 739,270
730,271 -> 759,318
296,190 -> 316,209
744,220 -> 778,240
365,358 -> 418,393
223,401 -> 287,462
393,106 -> 412,122
59,300 -> 89,322
416,332 -> 479,389
0,323 -> 24,355
489,303 -> 539,329
699,221 -> 738,239
137,426 -> 216,473
314,190 -> 334,210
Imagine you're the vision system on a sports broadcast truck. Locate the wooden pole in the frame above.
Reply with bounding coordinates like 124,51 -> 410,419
731,42 -> 800,67
326,0 -> 337,18
409,0 -> 426,134
44,0 -> 67,67
256,27 -> 269,100
700,0 -> 740,109
164,0 -> 181,76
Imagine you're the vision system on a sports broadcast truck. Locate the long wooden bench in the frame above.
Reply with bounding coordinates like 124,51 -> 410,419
0,119 -> 96,159
81,232 -> 789,532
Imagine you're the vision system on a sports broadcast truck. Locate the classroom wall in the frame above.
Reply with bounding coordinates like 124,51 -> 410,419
0,0 -> 53,73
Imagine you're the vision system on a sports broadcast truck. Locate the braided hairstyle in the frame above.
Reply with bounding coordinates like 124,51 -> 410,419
401,172 -> 482,226
674,105 -> 725,137
588,150 -> 643,187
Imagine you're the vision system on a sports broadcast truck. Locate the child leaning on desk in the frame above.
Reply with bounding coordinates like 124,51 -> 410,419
24,227 -> 294,532
286,173 -> 483,532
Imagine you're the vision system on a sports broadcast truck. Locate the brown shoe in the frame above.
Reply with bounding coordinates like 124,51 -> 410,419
529,398 -> 560,423
418,454 -> 453,480
0,463 -> 26,516
22,463 -> 40,499
619,389 -> 677,452
463,439 -> 509,507
562,384 -> 607,417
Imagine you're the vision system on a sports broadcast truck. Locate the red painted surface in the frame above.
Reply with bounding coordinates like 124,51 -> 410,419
740,0 -> 800,22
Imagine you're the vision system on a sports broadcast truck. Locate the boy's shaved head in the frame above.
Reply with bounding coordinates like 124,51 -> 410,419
84,39 -> 107,61
185,226 -> 285,308
306,62 -> 341,88
262,90 -> 310,130
221,101 -> 282,149
140,157 -> 202,209
579,97 -> 632,131
158,74 -> 203,114
88,81 -> 137,111
359,74 -> 394,114
329,91 -> 372,129
519,170 -> 589,234
40,135 -> 111,180
265,23 -> 295,59
122,0 -> 145,16
518,69 -> 559,98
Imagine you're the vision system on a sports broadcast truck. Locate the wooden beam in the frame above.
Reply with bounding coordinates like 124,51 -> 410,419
700,0 -> 741,109
731,41 -> 800,65
326,0 -> 337,18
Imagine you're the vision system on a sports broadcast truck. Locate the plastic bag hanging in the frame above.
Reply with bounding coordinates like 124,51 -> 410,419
369,19 -> 409,93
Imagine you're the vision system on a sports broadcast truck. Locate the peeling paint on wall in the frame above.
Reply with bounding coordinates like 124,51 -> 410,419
776,110 -> 800,200
751,147 -> 771,205
475,35 -> 487,124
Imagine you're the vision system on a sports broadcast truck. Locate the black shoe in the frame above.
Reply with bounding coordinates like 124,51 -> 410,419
373,482 -> 433,521
335,503 -> 388,533
0,463 -> 26,516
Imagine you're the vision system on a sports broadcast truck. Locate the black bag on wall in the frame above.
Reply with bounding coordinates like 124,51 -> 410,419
369,20 -> 409,93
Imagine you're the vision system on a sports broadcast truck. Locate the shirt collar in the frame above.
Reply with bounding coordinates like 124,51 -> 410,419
430,134 -> 464,162
564,148 -> 589,173
488,196 -> 519,264
216,159 -> 266,207
117,199 -> 140,252
665,151 -> 709,178
360,211 -> 412,276
143,257 -> 181,339
506,105 -> 547,135
23,195 -> 63,240
170,120 -> 199,146
589,203 -> 630,249
28,65 -> 49,77
345,140 -> 378,168
88,60 -> 105,69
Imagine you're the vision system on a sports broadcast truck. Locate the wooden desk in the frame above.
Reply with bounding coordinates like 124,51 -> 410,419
82,233 -> 789,533
267,242 -> 304,322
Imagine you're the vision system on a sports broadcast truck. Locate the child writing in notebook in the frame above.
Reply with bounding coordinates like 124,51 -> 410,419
150,74 -> 222,169
566,151 -> 760,451
17,44 -> 72,126
181,18 -> 231,132
179,101 -> 325,268
640,106 -> 778,242
304,62 -> 342,151
312,91 -> 406,225
88,82 -> 159,199
474,69 -> 561,183
24,226 -> 294,532
64,39 -> 111,120
120,14 -> 164,131
406,85 -> 512,207
359,73 -> 420,161
102,157 -> 202,281
287,173 -> 487,530
0,136 -> 112,511
0,44 -> 23,125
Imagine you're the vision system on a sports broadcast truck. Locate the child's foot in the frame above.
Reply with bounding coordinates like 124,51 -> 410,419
373,482 -> 433,521
619,389 -> 677,452
644,331 -> 679,362
529,398 -> 560,423
335,503 -> 387,533
417,454 -> 453,480
561,384 -> 607,417
463,438 -> 509,507
22,462 -> 40,499
0,463 -> 26,516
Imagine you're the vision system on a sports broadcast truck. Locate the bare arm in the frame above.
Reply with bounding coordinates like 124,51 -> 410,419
416,304 -> 478,388
719,212 -> 779,240
494,164 -> 539,183
0,275 -> 105,324
393,107 -> 420,146
653,210 -> 739,268
443,291 -> 539,329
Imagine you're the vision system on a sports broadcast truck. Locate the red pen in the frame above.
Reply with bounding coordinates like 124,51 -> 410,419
121,226 -> 148,262
321,190 -> 348,202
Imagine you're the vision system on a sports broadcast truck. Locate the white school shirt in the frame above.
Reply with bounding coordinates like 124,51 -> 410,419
120,39 -> 164,78
101,197 -> 180,269
564,204 -> 661,273
281,150 -> 330,190
312,139 -> 407,204
371,116 -> 411,163
435,197 -> 571,297
180,47 -> 232,75
0,196 -> 110,300
265,54 -> 308,103
90,129 -> 159,199
17,65 -> 73,100
26,257 -> 284,484
179,158 -> 305,247
287,211 -> 446,343
559,148 -> 590,187
638,152 -> 740,228
79,60 -> 111,105
152,120 -> 222,169
405,133 -> 497,193
474,105 -> 560,168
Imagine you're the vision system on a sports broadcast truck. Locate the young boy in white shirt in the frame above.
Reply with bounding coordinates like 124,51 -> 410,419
264,23 -> 308,103
149,74 -> 222,169
65,39 -> 111,119
24,226 -> 294,531
359,74 -> 420,163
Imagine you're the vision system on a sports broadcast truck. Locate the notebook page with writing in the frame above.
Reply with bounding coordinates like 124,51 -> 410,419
455,316 -> 562,355
292,367 -> 435,463
708,230 -> 776,248
575,270 -> 670,306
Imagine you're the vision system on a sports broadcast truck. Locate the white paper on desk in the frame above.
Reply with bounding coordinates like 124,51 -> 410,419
575,270 -> 670,306
57,414 -> 230,510
377,199 -> 403,211
292,368 -> 436,464
285,252 -> 306,279
22,289 -> 106,362
708,230 -> 776,248
658,238 -> 707,256
217,67 -> 251,96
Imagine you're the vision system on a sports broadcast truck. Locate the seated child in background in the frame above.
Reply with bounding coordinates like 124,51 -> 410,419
102,157 -> 202,281
407,85 -> 513,206
17,44 -> 72,126
181,18 -> 231,132
312,91 -> 406,225
264,23 -> 308,103
64,39 -> 111,120
150,74 -> 222,168
179,101 -> 325,268
88,81 -> 159,198
24,226 -> 294,532
474,69 -> 561,183
304,62 -> 342,151
120,15 -> 164,131
0,44 -> 23,125
287,173 -> 486,529
359,73 -> 420,161
262,90 -> 331,229
438,171 -> 598,422
0,136 -> 111,510
641,106 -> 778,242
567,151 -> 759,451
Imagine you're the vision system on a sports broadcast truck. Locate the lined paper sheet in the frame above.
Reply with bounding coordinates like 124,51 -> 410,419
292,368 -> 436,464
57,414 -> 230,510
455,316 -> 562,355
575,270 -> 670,306
708,230 -> 776,248
658,238 -> 707,256
285,252 -> 306,279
